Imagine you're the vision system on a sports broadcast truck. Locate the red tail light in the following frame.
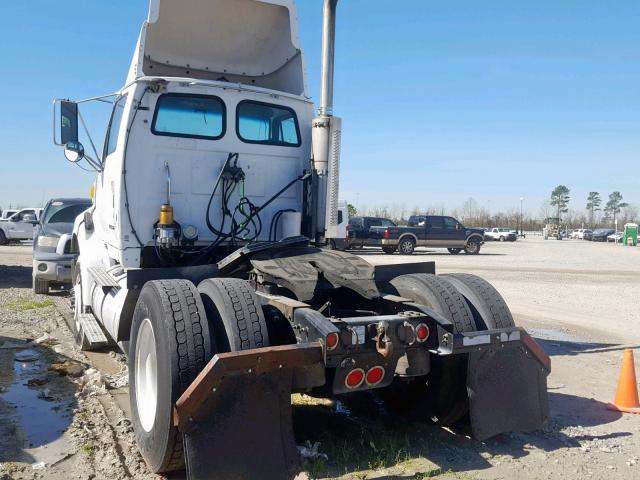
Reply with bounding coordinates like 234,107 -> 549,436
345,368 -> 365,389
345,224 -> 350,240
365,366 -> 385,386
325,332 -> 339,350
383,229 -> 390,238
416,323 -> 430,342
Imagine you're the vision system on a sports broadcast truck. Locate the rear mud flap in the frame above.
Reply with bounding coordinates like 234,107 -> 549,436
182,371 -> 298,480
467,337 -> 550,441
174,344 -> 323,480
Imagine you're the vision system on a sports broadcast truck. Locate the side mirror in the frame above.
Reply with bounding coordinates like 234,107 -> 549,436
54,100 -> 79,145
64,141 -> 85,163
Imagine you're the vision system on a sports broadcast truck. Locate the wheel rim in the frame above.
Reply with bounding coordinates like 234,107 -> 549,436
468,243 -> 478,253
401,241 -> 413,253
135,318 -> 158,433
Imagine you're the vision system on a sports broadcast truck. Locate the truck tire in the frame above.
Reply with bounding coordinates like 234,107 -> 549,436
129,280 -> 213,474
464,239 -> 481,255
382,246 -> 396,254
33,277 -> 49,295
0,230 -> 7,245
447,248 -> 462,255
70,263 -> 91,351
398,237 -> 415,255
385,274 -> 475,425
198,278 -> 270,352
499,236 -> 505,242
440,273 -> 515,330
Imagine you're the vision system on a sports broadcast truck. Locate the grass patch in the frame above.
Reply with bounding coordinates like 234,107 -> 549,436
3,297 -> 54,311
80,441 -> 96,460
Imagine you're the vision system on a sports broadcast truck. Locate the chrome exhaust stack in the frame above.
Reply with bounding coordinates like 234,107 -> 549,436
312,0 -> 341,242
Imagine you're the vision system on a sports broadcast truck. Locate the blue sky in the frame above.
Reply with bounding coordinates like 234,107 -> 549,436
0,0 -> 638,215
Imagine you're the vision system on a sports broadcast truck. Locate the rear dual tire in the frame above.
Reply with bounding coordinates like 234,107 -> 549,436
129,280 -> 213,473
129,278 -> 271,474
384,273 -> 514,425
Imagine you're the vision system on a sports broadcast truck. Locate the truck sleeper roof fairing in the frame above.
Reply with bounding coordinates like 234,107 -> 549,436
127,0 -> 306,96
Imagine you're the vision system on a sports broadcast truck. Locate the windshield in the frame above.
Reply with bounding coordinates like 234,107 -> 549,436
42,201 -> 91,224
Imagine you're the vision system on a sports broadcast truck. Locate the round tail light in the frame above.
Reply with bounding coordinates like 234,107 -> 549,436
345,368 -> 365,389
365,366 -> 385,386
325,332 -> 339,351
416,323 -> 430,342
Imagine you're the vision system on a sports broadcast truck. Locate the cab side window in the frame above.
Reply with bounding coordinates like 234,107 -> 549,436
443,217 -> 458,229
103,95 -> 128,160
428,217 -> 444,229
13,210 -> 34,222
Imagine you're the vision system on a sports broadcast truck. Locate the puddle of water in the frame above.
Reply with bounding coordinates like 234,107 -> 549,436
1,350 -> 72,448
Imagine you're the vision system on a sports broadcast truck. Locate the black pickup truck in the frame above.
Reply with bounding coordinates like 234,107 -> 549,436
377,215 -> 485,255
345,216 -> 396,249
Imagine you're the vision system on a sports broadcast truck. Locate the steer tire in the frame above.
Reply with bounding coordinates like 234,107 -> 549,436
440,273 -> 515,330
198,278 -> 270,353
129,279 -> 213,474
398,237 -> 416,255
385,274 -> 475,425
33,277 -> 49,295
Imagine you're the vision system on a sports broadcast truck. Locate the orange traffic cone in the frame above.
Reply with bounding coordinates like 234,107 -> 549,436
607,349 -> 640,414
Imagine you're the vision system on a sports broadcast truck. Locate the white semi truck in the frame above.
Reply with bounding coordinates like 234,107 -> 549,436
53,1 -> 550,479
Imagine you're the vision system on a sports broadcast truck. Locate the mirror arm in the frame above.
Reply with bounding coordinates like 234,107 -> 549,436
82,153 -> 103,172
78,110 -> 102,163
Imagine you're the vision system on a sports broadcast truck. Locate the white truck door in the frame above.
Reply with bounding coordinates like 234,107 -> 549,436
8,210 -> 37,239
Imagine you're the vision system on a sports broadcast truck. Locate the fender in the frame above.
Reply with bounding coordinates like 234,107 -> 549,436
398,232 -> 418,244
466,234 -> 484,244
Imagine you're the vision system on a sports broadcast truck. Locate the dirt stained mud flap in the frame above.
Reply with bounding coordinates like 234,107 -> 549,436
459,328 -> 551,440
174,343 -> 324,480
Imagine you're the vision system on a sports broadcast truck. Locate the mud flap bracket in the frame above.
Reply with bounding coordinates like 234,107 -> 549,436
174,344 -> 323,480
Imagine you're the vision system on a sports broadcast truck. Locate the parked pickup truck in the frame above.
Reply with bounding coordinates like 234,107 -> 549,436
346,216 -> 396,249
0,208 -> 44,244
484,227 -> 517,242
378,215 -> 485,255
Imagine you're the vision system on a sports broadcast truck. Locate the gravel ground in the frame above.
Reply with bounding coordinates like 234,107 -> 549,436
0,239 -> 639,480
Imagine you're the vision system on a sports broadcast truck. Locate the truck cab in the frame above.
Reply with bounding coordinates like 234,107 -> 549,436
51,2 -> 550,477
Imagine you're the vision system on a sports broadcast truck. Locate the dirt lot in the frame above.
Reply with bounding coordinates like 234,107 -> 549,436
1,238 -> 639,480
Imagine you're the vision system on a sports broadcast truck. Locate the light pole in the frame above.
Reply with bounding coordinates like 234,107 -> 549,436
519,197 -> 524,237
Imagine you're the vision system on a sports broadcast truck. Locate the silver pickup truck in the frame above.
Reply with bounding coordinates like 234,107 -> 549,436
0,208 -> 44,244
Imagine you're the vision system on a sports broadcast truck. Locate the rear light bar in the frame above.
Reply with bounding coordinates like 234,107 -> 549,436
383,229 -> 390,238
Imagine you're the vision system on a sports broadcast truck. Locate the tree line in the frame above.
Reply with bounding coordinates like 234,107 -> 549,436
351,187 -> 637,231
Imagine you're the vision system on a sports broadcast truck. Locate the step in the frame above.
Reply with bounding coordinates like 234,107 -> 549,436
77,313 -> 109,348
88,266 -> 120,289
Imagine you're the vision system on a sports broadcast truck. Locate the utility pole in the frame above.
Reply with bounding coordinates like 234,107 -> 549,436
520,197 -> 524,237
